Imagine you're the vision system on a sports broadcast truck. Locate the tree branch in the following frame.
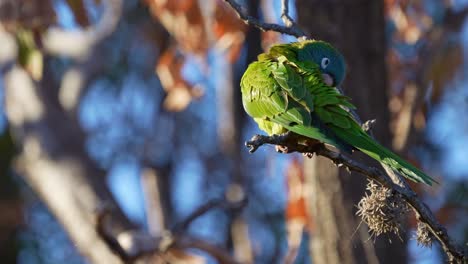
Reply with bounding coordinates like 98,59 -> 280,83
222,0 -> 306,39
280,0 -> 304,38
172,197 -> 247,235
42,0 -> 122,59
97,198 -> 246,263
246,134 -> 467,263
2,54 -> 131,264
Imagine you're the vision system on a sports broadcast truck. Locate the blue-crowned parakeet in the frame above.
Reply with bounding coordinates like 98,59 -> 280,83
241,40 -> 436,185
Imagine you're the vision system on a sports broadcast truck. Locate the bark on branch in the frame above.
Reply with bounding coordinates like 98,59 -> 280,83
222,0 -> 306,39
246,133 -> 467,263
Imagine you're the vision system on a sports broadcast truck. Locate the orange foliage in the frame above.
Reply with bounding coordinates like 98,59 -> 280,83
285,158 -> 314,232
145,0 -> 247,111
156,48 -> 203,112
261,31 -> 281,51
213,0 -> 247,62
145,0 -> 208,55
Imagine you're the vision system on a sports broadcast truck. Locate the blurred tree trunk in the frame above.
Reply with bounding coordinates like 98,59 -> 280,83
296,1 -> 408,264
0,131 -> 21,263
0,28 -> 132,262
217,1 -> 261,261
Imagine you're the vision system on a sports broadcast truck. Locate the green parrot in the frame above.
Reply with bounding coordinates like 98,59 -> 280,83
241,40 -> 436,185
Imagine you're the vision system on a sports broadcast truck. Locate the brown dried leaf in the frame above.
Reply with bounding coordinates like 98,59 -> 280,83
145,0 -> 208,55
145,0 -> 246,61
284,158 -> 310,263
261,31 -> 280,51
66,0 -> 90,27
212,0 -> 246,62
163,88 -> 193,112
285,158 -> 311,232
156,48 -> 203,112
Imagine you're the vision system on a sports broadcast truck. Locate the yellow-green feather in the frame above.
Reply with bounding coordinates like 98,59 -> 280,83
241,41 -> 436,185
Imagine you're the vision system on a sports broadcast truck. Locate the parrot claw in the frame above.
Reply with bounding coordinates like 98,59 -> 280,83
275,145 -> 289,153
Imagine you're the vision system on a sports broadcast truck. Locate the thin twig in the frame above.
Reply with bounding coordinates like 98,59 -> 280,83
280,0 -> 302,34
246,134 -> 467,263
172,198 -> 247,234
361,119 -> 376,133
97,198 -> 247,263
222,0 -> 307,39
42,0 -> 122,58
280,0 -> 293,26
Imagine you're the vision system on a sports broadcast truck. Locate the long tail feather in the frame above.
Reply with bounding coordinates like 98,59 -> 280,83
272,114 -> 436,185
332,128 -> 437,185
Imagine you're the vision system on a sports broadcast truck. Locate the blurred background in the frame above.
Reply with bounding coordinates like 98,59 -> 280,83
0,0 -> 467,263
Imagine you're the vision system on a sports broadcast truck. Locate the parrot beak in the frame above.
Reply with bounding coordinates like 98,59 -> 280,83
321,73 -> 334,87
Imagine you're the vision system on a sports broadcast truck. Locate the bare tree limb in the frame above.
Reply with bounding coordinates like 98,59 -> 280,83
280,0 -> 302,35
141,169 -> 166,236
172,197 -> 247,235
97,197 -> 247,263
245,134 -> 467,263
2,62 -> 130,264
42,0 -> 122,59
280,0 -> 293,26
222,0 -> 306,39
49,0 -> 123,111
0,24 -> 132,264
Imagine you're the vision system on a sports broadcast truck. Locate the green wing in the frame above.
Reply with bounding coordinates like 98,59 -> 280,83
241,43 -> 436,185
241,52 -> 352,151
295,59 -> 436,185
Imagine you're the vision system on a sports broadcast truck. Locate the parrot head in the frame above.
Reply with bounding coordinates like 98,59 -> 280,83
297,40 -> 346,87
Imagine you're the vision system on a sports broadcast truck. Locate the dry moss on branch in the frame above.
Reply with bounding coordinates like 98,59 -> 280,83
356,180 -> 410,239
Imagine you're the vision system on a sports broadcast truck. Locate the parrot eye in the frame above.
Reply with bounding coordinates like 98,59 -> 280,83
321,57 -> 330,68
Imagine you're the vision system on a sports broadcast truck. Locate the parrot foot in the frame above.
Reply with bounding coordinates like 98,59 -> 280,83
246,132 -> 296,153
275,145 -> 290,153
